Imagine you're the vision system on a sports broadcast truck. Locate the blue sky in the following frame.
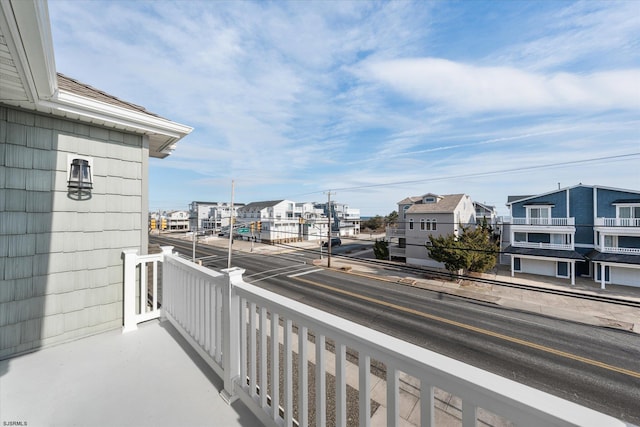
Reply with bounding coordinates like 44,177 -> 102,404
48,0 -> 640,216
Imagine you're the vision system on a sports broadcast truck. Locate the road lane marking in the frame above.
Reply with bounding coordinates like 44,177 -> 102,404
288,269 -> 324,278
291,275 -> 640,380
248,266 -> 317,283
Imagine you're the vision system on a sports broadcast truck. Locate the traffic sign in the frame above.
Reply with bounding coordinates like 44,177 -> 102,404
237,228 -> 250,233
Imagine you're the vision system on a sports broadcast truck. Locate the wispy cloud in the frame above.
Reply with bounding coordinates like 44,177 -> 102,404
48,0 -> 640,215
362,58 -> 640,113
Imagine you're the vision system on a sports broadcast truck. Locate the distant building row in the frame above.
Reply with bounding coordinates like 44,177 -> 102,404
386,185 -> 640,289
152,200 -> 361,243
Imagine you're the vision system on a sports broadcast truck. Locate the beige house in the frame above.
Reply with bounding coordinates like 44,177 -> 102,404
387,193 -> 476,267
0,0 -> 191,358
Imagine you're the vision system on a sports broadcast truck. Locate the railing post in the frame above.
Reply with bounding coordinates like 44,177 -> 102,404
220,267 -> 246,404
122,249 -> 139,333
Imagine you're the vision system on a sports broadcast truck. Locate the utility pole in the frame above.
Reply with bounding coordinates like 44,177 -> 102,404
326,191 -> 334,268
227,180 -> 235,269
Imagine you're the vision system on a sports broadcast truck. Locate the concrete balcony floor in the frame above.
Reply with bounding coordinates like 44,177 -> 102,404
0,320 -> 259,427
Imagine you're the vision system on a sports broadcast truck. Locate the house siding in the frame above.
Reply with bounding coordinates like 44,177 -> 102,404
611,267 -> 640,287
0,106 -> 144,359
517,257 -> 556,277
569,186 -> 594,246
596,188 -> 639,217
512,191 -> 569,218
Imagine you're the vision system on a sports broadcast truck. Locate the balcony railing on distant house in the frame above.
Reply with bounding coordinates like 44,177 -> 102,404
122,248 -> 625,427
512,241 -> 574,251
386,226 -> 406,237
511,217 -> 575,226
595,217 -> 640,227
594,244 -> 640,255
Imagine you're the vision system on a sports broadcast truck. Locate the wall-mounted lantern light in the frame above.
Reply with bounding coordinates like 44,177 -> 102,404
67,156 -> 93,199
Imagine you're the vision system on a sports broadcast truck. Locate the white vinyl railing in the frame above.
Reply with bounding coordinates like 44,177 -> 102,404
595,217 -> 640,227
512,241 -> 574,251
122,247 -> 168,332
511,217 -> 575,226
595,245 -> 640,255
123,247 -> 625,427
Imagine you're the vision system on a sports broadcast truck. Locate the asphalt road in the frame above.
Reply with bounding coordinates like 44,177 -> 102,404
151,235 -> 640,425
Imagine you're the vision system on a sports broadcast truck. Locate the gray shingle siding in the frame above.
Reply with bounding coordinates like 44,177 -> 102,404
0,105 -> 144,359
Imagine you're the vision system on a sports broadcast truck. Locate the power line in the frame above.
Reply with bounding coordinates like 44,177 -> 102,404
286,152 -> 640,198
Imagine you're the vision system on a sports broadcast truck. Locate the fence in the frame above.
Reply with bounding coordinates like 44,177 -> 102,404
123,247 -> 625,427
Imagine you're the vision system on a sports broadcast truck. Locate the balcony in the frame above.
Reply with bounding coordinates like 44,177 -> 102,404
386,226 -> 406,238
511,241 -> 574,251
114,247 -> 626,427
594,245 -> 640,255
510,217 -> 575,226
595,217 -> 640,227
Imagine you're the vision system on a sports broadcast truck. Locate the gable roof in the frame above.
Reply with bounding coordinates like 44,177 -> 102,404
397,196 -> 422,205
57,73 -> 162,118
473,201 -> 496,211
506,184 -> 640,206
406,194 -> 466,214
239,200 -> 285,211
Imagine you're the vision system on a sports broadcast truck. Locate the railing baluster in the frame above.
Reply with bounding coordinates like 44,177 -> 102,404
240,298 -> 247,392
152,259 -> 158,311
298,325 -> 309,427
271,312 -> 280,422
215,286 -> 222,363
139,261 -> 146,314
336,341 -> 346,427
462,400 -> 477,427
420,378 -> 434,427
198,278 -> 204,346
249,302 -> 257,397
359,354 -> 370,427
284,319 -> 293,427
259,307 -> 268,410
204,282 -> 211,353
387,367 -> 399,427
316,334 -> 326,427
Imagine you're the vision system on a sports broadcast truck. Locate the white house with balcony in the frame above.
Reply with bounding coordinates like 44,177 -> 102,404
188,201 -> 244,232
237,200 -> 303,243
314,202 -> 361,237
504,184 -> 640,288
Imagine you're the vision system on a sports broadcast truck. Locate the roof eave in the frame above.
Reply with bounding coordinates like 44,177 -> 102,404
0,0 -> 57,104
38,90 -> 193,157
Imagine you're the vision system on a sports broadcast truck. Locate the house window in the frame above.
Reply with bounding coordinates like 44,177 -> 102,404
604,235 -> 616,248
431,219 -> 436,231
557,262 -> 569,278
420,219 -> 426,230
424,196 -> 436,203
618,206 -> 640,226
425,240 -> 432,247
513,257 -> 521,271
403,205 -> 410,219
409,219 -> 414,230
527,206 -> 550,224
514,232 -> 526,242
551,234 -> 568,245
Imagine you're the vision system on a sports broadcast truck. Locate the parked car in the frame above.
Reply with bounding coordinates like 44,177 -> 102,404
323,237 -> 342,247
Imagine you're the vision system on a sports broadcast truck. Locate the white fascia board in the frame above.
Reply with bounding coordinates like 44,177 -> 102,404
8,0 -> 57,99
593,185 -> 640,196
40,90 -> 193,138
